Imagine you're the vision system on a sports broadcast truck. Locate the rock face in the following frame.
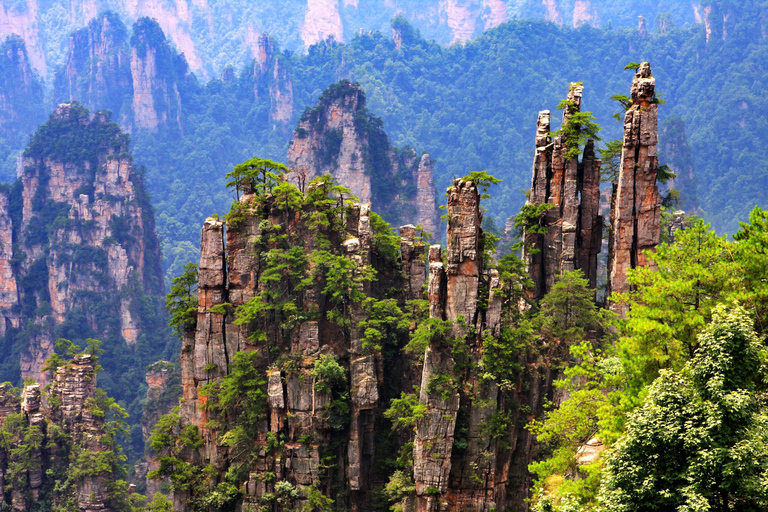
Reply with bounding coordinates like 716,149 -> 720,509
169,166 -> 571,511
607,63 -> 662,314
521,83 -> 602,301
0,353 -> 130,512
287,80 -> 440,237
251,33 -> 294,126
52,12 -> 133,125
174,176 -> 426,511
0,102 -> 167,408
52,15 -> 189,135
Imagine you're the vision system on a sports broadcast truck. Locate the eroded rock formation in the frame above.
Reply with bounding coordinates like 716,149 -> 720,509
251,33 -> 294,125
0,353 -> 131,512
607,62 -> 662,314
521,83 -> 602,301
287,80 -> 439,236
0,103 -> 167,404
53,12 -> 133,124
168,170 -> 566,511
52,15 -> 189,135
175,177 -> 427,511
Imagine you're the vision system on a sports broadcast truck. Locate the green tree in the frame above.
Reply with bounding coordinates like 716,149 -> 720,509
599,304 -> 768,511
732,206 -> 768,333
166,263 -> 199,337
617,219 -> 733,392
225,157 -> 290,199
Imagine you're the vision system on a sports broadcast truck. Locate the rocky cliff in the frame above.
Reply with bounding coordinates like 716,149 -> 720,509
519,62 -> 662,313
52,12 -> 133,127
287,80 -> 439,237
0,102 -> 171,461
154,158 -> 585,511
250,33 -> 295,126
607,63 -> 662,314
0,349 -> 136,512
521,83 -> 602,301
52,14 -> 189,135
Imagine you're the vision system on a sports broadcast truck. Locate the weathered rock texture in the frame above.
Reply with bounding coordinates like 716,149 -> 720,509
521,83 -> 602,301
411,178 -> 566,512
607,62 -> 662,314
169,166 -> 589,512
287,80 -> 439,237
0,353 -> 130,511
52,14 -> 189,135
0,102 -> 168,413
174,178 -> 427,511
251,33 -> 294,125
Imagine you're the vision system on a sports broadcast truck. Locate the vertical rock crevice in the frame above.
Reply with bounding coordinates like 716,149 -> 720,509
521,83 -> 603,301
607,62 -> 661,315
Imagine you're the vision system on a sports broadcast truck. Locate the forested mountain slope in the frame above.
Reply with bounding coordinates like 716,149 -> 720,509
0,1 -> 765,286
1,0 -> 700,78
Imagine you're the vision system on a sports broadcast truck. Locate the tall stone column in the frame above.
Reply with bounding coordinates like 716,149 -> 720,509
608,62 -> 661,315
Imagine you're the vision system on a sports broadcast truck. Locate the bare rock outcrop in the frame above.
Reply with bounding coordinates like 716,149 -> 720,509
607,62 -> 662,314
251,33 -> 294,126
521,83 -> 603,301
0,353 -> 130,511
287,80 -> 439,236
0,102 -> 166,393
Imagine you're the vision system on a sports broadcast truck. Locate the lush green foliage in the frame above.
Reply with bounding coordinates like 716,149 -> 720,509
529,208 -> 768,511
0,341 -> 141,511
166,263 -> 199,337
600,305 -> 768,511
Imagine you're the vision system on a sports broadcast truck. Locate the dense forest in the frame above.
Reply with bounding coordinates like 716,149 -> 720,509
1,2 -> 767,287
0,0 -> 767,503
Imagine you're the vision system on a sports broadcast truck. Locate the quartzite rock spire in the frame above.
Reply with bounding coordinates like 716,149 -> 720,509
521,83 -> 603,301
608,62 -> 662,314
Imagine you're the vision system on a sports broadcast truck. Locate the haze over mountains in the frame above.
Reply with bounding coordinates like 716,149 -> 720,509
0,2 -> 767,512
2,2 -> 766,290
4,0 -> 701,78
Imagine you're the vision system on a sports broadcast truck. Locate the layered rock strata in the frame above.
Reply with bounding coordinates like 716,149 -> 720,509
287,80 -> 439,237
176,185 -> 416,510
607,63 -> 662,314
171,172 -> 571,512
0,354 -> 126,512
0,102 -> 166,391
521,83 -> 603,301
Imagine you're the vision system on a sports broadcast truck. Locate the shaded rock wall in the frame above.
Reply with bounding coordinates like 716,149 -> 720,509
287,80 -> 439,237
0,35 -> 45,181
660,116 -> 697,213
